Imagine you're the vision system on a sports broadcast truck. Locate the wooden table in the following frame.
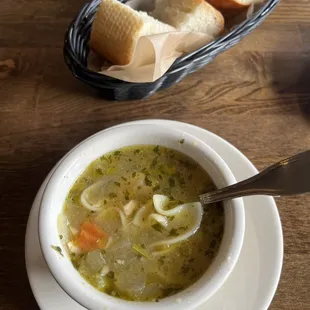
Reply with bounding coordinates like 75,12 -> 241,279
0,0 -> 309,309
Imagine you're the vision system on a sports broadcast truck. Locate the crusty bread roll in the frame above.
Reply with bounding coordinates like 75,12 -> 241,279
90,0 -> 175,65
207,0 -> 255,15
153,0 -> 224,37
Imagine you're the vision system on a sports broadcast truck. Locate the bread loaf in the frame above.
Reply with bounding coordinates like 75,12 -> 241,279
90,0 -> 175,65
153,0 -> 224,37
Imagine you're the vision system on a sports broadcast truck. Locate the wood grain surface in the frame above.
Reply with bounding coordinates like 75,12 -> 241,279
0,0 -> 309,309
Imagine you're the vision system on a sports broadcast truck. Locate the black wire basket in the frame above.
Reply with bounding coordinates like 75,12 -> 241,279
64,0 -> 279,101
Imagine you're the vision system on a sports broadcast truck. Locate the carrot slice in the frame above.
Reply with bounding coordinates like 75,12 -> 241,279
77,222 -> 108,252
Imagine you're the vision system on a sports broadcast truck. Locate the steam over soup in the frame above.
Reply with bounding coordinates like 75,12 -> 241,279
59,145 -> 224,301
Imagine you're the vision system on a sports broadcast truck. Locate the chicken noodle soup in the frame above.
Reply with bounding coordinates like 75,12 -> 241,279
58,145 -> 224,301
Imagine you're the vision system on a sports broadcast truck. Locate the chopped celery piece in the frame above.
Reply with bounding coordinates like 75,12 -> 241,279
132,244 -> 152,259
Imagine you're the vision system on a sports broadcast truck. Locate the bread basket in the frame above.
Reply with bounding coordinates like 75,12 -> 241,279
64,0 -> 279,101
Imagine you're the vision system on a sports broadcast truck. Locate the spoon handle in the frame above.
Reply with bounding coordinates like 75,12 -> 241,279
200,150 -> 310,205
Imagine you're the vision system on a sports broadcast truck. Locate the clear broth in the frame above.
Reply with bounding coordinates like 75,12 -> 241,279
59,145 -> 224,301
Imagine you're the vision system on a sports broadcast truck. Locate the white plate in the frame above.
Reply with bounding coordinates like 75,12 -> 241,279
25,120 -> 283,310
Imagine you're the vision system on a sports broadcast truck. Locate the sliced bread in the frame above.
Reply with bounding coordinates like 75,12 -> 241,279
90,0 -> 175,65
207,0 -> 256,15
153,0 -> 224,37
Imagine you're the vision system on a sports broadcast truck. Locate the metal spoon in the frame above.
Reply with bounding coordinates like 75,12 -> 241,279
199,150 -> 310,205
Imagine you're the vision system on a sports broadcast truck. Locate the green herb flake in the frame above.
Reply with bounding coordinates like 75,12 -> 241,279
124,190 -> 130,201
153,145 -> 160,154
106,166 -> 116,174
179,139 -> 185,144
151,157 -> 158,168
168,177 -> 175,187
169,151 -> 176,159
181,265 -> 190,274
104,199 -> 107,205
134,149 -> 141,154
158,174 -> 163,180
100,155 -> 108,162
106,271 -> 115,280
169,228 -> 178,237
59,235 -> 63,240
91,210 -> 96,214
121,176 -> 127,181
178,226 -> 188,232
162,287 -> 181,297
145,176 -> 152,187
132,172 -> 136,178
71,259 -> 79,269
152,223 -> 163,233
158,256 -> 165,266
114,181 -> 121,187
179,160 -> 196,169
167,216 -> 175,221
159,168 -> 166,176
114,151 -> 122,156
96,168 -> 103,175
51,245 -> 63,257
108,192 -> 117,199
153,184 -> 160,191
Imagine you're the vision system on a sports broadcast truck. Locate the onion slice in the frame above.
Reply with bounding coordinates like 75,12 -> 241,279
132,206 -> 147,227
114,208 -> 127,227
67,241 -> 82,254
123,200 -> 138,217
100,265 -> 110,276
99,207 -> 128,227
105,236 -> 113,249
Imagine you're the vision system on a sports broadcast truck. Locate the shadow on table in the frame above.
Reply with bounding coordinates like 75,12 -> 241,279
0,156 -> 58,309
295,60 -> 310,122
0,123 -> 112,309
42,48 -> 95,99
270,52 -> 310,123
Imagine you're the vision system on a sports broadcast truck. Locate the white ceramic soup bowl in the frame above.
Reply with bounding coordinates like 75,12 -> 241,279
39,123 -> 245,310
